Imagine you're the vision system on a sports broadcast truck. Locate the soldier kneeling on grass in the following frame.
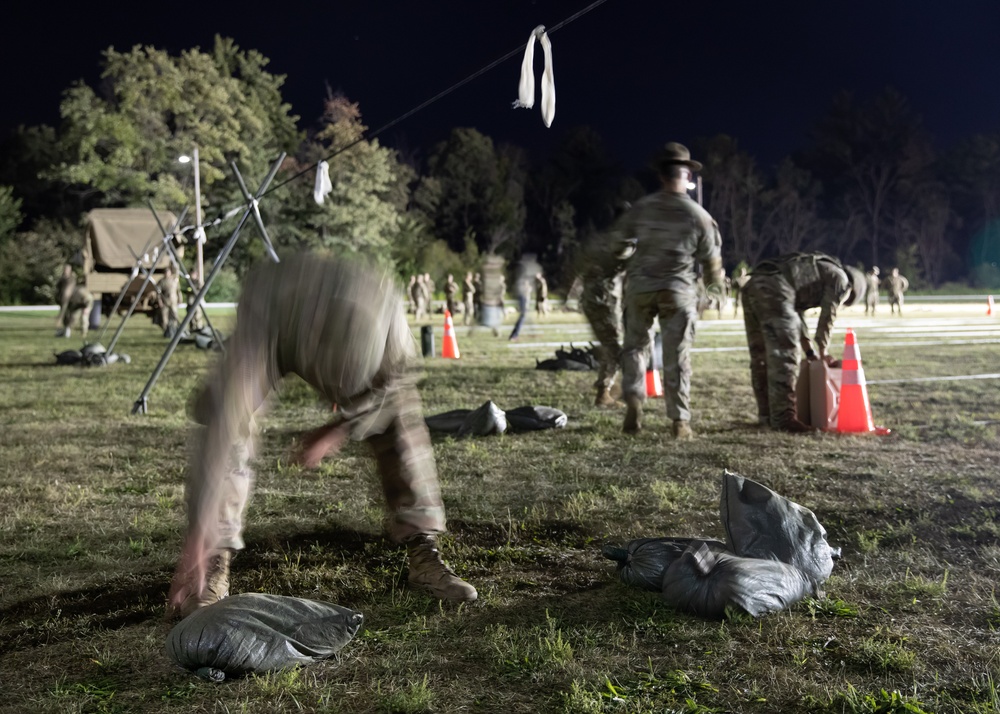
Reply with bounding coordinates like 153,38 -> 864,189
166,252 -> 477,621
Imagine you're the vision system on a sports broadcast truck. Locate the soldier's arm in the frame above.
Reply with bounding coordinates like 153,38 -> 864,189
815,278 -> 850,360
697,218 -> 725,293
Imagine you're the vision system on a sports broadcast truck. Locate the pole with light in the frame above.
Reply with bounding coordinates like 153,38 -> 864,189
178,149 -> 206,328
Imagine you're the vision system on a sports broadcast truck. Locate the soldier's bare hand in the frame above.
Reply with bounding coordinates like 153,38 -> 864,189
166,530 -> 210,619
293,421 -> 350,469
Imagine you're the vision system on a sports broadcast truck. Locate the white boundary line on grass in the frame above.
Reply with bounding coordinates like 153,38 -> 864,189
867,373 -> 1000,385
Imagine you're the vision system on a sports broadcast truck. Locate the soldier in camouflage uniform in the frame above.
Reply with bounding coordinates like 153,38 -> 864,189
534,273 -> 550,316
55,265 -> 95,339
886,267 -> 910,316
444,273 -> 459,316
731,266 -> 750,317
157,265 -> 181,337
864,266 -> 880,316
186,268 -> 207,332
613,143 -> 725,439
577,236 -> 634,407
166,253 -> 476,620
462,272 -> 476,326
742,252 -> 865,432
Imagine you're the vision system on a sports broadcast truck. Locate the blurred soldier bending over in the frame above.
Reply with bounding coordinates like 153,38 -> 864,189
742,252 -> 865,432
55,264 -> 94,339
166,253 -> 477,620
612,142 -> 725,438
577,235 -> 634,407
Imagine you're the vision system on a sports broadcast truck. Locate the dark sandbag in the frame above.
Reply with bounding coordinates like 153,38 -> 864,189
661,541 -> 817,618
536,357 -> 592,371
425,408 -> 473,434
166,593 -> 363,681
603,537 -> 726,592
720,470 -> 839,585
55,350 -> 83,365
457,400 -> 507,437
505,405 -> 568,432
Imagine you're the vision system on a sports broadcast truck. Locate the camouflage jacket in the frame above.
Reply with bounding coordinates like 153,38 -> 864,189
610,190 -> 722,299
751,252 -> 851,355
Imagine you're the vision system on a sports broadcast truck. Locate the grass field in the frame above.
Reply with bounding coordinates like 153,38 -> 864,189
1,301 -> 999,713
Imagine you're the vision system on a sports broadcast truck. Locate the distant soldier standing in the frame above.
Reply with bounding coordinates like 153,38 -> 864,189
157,264 -> 181,337
887,267 -> 910,316
444,273 -> 459,317
864,266 -> 880,316
412,274 -> 428,321
166,253 -> 477,620
462,271 -> 476,326
422,272 -> 435,313
742,252 -> 865,432
407,275 -> 419,314
55,264 -> 77,332
613,142 -> 725,439
534,272 -> 549,316
187,268 -> 206,332
578,236 -> 634,407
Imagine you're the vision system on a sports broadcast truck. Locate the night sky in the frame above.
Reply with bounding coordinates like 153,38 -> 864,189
4,0 -> 999,171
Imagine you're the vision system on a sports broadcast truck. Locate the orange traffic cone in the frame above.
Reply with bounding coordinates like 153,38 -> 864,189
442,310 -> 461,359
836,328 -> 875,433
645,367 -> 663,397
988,295 -> 995,317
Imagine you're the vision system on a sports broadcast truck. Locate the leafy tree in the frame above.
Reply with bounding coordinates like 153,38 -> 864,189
426,128 -> 526,256
805,88 -> 933,268
0,185 -> 22,239
53,37 -> 301,213
269,94 -> 406,270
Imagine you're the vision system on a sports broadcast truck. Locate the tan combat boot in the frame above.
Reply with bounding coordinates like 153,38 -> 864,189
594,387 -> 617,408
623,395 -> 643,434
672,420 -> 694,440
406,535 -> 478,602
174,550 -> 233,620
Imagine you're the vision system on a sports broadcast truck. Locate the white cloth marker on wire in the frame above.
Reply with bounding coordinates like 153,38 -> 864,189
314,160 -> 333,205
512,25 -> 555,127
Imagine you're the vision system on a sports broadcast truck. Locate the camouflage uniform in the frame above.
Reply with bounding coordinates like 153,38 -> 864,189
56,266 -> 95,338
186,269 -> 206,332
578,237 -> 630,405
535,274 -> 549,316
158,266 -> 181,337
169,253 -> 474,617
411,275 -> 428,321
615,190 -> 723,427
462,273 -> 476,326
864,267 -> 880,315
732,268 -> 750,317
742,253 -> 858,430
444,275 -> 458,316
887,269 -> 909,315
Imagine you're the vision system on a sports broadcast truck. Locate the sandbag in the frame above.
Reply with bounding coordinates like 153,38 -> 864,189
720,470 -> 839,584
55,350 -> 83,365
603,537 -> 726,592
661,541 -> 817,618
535,356 -> 592,371
457,400 -> 507,436
505,405 -> 568,432
166,593 -> 363,681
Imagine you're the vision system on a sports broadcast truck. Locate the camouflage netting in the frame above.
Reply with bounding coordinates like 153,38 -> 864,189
166,593 -> 363,681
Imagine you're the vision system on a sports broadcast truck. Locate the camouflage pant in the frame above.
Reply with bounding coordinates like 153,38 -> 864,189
463,295 -> 475,325
581,292 -> 622,392
62,293 -> 94,338
742,276 -> 801,428
621,290 -> 697,421
865,291 -> 879,315
889,293 -> 904,314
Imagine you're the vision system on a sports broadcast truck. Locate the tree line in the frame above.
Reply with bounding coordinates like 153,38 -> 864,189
1,37 -> 998,305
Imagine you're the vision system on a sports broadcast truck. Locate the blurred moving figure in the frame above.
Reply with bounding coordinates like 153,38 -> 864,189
887,268 -> 910,316
55,264 -> 94,339
864,266 -> 880,316
166,253 -> 477,620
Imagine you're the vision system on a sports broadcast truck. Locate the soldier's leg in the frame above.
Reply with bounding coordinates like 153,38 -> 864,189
657,293 -> 697,426
366,384 -> 475,602
620,292 -> 657,433
762,312 -> 803,430
79,297 -> 93,339
742,285 -> 771,424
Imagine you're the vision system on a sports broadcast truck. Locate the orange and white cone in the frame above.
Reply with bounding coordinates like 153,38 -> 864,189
442,310 -> 460,359
645,368 -> 663,397
836,328 -> 875,433
988,295 -> 995,317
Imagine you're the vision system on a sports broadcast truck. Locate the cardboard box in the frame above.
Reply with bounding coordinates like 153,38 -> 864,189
795,360 -> 843,430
